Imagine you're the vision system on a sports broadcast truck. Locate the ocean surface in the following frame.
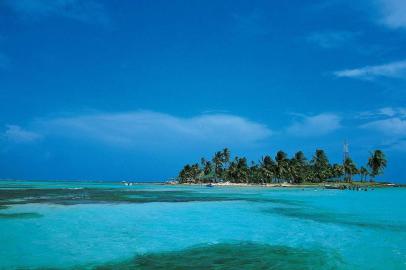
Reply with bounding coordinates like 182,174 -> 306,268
0,181 -> 405,270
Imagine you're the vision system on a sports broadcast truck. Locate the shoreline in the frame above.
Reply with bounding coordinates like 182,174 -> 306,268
168,181 -> 405,188
0,179 -> 404,188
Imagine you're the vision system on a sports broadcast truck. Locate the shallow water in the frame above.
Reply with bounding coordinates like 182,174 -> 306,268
0,181 -> 405,269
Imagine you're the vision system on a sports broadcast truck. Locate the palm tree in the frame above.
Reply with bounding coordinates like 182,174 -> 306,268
212,151 -> 224,181
343,157 -> 357,182
227,156 -> 249,183
178,147 -> 388,185
236,157 -> 250,183
222,148 -> 230,165
359,166 -> 369,182
178,163 -> 201,183
290,151 -> 307,183
203,161 -> 212,175
275,151 -> 288,183
367,150 -> 387,182
260,155 -> 275,184
331,164 -> 344,181
311,149 -> 331,182
249,161 -> 261,184
226,158 -> 238,182
199,157 -> 214,182
178,164 -> 192,183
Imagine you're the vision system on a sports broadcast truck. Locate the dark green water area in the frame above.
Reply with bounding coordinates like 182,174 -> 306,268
0,212 -> 42,219
39,242 -> 342,270
0,187 -> 300,207
265,206 -> 406,232
0,187 -> 301,219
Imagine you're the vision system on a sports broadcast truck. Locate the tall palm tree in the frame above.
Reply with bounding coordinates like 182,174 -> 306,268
249,161 -> 261,184
178,164 -> 192,183
260,155 -> 275,183
275,151 -> 288,183
178,163 -> 201,183
331,164 -> 344,181
226,158 -> 238,182
359,166 -> 369,182
367,150 -> 387,182
291,151 -> 307,183
227,156 -> 249,183
236,157 -> 250,183
343,157 -> 357,182
212,151 -> 224,181
222,148 -> 230,165
311,149 -> 331,182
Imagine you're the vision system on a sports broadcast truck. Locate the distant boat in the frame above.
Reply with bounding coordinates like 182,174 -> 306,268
206,183 -> 213,187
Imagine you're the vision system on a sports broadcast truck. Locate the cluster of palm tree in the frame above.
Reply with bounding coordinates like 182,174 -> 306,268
178,148 -> 387,184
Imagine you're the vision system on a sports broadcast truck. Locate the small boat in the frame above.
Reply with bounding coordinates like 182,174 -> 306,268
206,183 -> 213,187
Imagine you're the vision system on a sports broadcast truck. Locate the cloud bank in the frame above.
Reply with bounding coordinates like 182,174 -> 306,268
361,118 -> 406,137
334,60 -> 406,80
3,125 -> 42,143
358,107 -> 406,119
24,111 -> 272,149
360,107 -> 406,151
376,0 -> 406,29
286,113 -> 342,137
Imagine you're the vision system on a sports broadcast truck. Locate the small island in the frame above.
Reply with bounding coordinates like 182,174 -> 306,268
176,148 -> 389,188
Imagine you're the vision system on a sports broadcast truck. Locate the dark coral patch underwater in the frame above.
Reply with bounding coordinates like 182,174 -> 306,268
0,187 -> 302,207
265,206 -> 406,232
39,242 -> 342,270
0,212 -> 42,219
0,188 -> 236,206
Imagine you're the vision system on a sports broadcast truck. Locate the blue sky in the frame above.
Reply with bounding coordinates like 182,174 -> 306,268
0,0 -> 405,182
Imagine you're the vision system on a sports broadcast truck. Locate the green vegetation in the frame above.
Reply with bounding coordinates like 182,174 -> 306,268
178,148 -> 387,184
368,150 -> 387,182
93,242 -> 341,270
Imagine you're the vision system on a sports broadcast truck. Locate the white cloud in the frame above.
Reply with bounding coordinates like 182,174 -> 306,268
359,107 -> 406,151
31,111 -> 272,148
358,107 -> 406,119
361,118 -> 406,136
3,125 -> 42,143
378,107 -> 398,117
311,1 -> 406,30
376,0 -> 406,29
333,60 -> 406,80
4,0 -> 110,26
286,113 -> 341,137
307,31 -> 357,49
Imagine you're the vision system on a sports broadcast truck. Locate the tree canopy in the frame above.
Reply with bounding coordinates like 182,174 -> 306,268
178,148 -> 387,184
367,150 -> 387,182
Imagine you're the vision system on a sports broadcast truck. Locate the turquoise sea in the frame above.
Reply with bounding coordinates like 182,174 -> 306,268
0,181 -> 405,269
